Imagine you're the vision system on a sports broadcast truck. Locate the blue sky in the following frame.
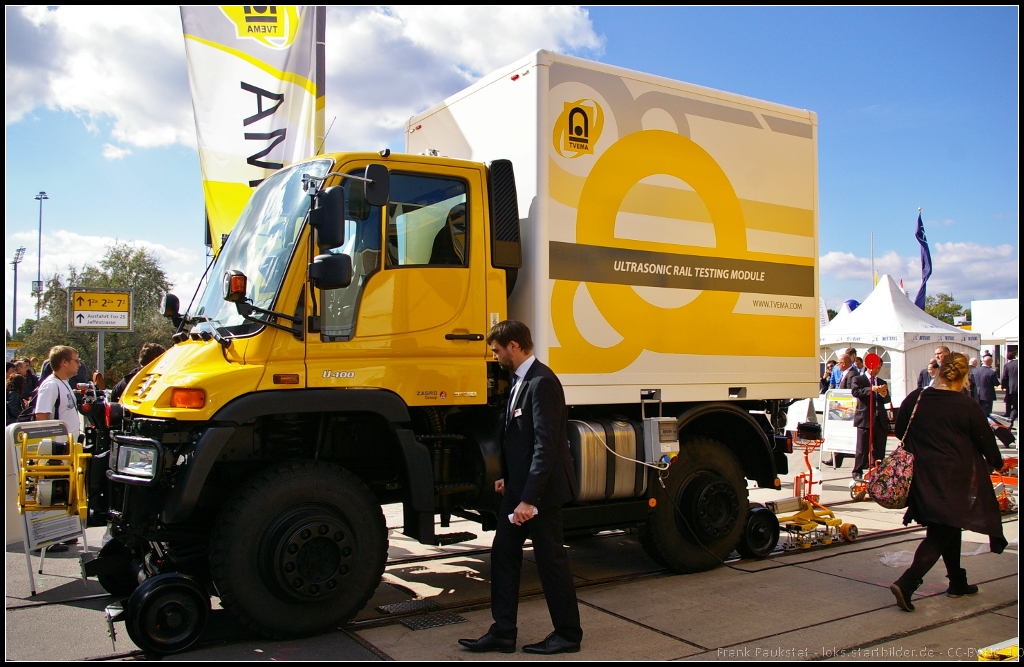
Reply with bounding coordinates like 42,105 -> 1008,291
5,6 -> 1018,335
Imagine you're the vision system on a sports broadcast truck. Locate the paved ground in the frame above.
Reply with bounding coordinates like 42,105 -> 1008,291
5,402 -> 1018,661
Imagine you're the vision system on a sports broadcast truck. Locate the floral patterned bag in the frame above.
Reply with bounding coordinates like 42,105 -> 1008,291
866,389 -> 923,509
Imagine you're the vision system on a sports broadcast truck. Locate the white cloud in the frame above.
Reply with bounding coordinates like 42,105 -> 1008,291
5,230 -> 207,333
6,6 -> 601,154
101,143 -> 132,160
820,241 -> 1018,305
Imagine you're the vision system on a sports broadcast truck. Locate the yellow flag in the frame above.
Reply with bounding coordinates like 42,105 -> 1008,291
181,6 -> 325,254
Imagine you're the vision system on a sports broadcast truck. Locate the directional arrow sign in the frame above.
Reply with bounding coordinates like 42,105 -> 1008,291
68,288 -> 133,332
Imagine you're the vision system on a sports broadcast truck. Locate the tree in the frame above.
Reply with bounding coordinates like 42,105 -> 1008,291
20,243 -> 176,384
925,293 -> 964,325
827,308 -> 838,320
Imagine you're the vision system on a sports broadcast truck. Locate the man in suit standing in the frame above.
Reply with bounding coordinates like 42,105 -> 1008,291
918,358 -> 939,389
1001,350 -> 1018,428
459,321 -> 582,655
850,363 -> 891,480
974,352 -> 1000,416
837,354 -> 859,389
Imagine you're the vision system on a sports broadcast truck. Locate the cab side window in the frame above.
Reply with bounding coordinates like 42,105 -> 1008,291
386,174 -> 468,267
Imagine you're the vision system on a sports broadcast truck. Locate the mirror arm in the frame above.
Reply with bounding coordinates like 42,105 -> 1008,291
234,300 -> 303,334
303,171 -> 375,191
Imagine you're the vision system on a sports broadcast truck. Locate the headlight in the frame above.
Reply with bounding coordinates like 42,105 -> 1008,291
116,445 -> 158,479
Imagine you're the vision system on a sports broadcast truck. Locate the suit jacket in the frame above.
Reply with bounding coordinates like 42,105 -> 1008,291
500,359 -> 579,508
1001,359 -> 1018,395
917,368 -> 933,390
972,365 -> 999,402
838,368 -> 858,390
851,373 -> 891,429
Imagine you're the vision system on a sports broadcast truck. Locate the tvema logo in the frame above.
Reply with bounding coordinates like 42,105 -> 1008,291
219,6 -> 300,49
553,99 -> 604,158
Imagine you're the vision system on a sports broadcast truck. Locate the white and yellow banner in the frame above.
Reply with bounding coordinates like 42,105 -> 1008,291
181,6 -> 325,253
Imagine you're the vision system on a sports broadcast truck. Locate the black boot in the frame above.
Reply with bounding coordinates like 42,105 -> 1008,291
890,573 -> 923,611
946,569 -> 979,597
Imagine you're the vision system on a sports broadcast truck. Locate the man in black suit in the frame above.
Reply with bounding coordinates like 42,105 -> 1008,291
459,320 -> 582,655
837,354 -> 859,389
1001,351 -> 1018,428
973,352 -> 1000,415
917,358 -> 938,389
850,364 -> 891,480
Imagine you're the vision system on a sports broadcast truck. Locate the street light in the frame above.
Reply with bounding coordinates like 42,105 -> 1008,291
34,191 -> 48,321
11,247 -> 26,338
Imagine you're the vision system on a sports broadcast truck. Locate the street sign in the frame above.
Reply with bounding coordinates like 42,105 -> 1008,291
67,287 -> 133,332
5,341 -> 23,362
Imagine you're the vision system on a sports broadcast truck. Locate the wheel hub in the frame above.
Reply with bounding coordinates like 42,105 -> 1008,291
678,472 -> 740,542
262,507 -> 354,602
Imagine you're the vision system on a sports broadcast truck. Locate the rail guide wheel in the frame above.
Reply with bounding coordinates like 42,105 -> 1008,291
123,573 -> 210,655
839,523 -> 859,542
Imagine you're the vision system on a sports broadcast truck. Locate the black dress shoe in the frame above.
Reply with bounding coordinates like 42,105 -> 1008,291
522,633 -> 581,655
458,633 -> 516,653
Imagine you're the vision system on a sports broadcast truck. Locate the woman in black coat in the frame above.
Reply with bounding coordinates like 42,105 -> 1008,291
6,374 -> 26,423
889,352 -> 1005,611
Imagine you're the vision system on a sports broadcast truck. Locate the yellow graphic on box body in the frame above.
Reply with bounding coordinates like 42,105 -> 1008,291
71,291 -> 129,312
554,99 -> 604,158
549,130 -> 814,374
219,6 -> 300,49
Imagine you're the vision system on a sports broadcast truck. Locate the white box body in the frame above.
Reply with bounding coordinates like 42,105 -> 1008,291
408,50 -> 819,406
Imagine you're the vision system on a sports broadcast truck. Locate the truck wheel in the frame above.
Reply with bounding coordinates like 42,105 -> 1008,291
639,437 -> 748,573
735,503 -> 780,559
96,539 -> 140,598
209,461 -> 387,638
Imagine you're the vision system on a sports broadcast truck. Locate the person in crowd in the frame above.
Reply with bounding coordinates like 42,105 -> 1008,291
918,358 -> 939,389
889,352 -> 1006,612
17,359 -> 39,401
6,361 -> 16,382
110,343 -> 167,402
460,321 -> 582,655
854,356 -> 866,373
820,360 -> 836,394
6,373 -> 26,423
850,361 -> 890,480
968,358 -> 980,399
1001,350 -> 1018,428
972,353 -> 999,416
35,346 -> 82,441
830,348 -> 859,388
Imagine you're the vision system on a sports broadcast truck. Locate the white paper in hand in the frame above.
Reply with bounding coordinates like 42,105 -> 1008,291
508,507 -> 540,523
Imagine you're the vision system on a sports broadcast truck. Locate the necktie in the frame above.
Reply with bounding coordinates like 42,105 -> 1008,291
506,375 -> 519,425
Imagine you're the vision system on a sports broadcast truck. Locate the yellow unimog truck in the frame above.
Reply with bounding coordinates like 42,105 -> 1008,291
82,51 -> 819,652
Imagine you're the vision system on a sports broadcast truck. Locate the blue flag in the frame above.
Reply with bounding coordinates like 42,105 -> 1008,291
914,212 -> 932,309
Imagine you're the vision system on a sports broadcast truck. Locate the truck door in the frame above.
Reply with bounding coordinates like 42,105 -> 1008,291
306,164 -> 489,405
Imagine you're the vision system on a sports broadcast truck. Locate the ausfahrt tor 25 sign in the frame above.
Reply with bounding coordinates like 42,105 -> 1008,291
67,287 -> 133,332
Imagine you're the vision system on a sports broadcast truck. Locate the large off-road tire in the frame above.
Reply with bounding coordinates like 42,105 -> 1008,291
209,461 -> 387,638
639,437 -> 748,573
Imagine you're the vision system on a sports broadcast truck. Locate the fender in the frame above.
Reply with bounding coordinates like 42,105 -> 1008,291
676,402 -> 778,488
160,388 -> 417,523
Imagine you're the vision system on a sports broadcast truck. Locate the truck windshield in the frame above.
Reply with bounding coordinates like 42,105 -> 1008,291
191,159 -> 333,337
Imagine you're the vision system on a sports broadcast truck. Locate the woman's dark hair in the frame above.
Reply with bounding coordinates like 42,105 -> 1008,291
7,373 -> 25,394
139,342 -> 167,367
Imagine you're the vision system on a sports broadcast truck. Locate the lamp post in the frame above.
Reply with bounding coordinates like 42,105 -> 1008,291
11,247 -> 26,338
34,191 -> 48,321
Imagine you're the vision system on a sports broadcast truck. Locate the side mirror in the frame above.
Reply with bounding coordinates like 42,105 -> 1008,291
308,253 -> 353,291
309,186 -> 346,250
364,164 -> 389,207
223,270 -> 248,302
160,293 -> 180,318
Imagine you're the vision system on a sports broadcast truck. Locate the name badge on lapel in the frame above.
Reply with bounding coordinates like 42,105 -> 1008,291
513,408 -> 523,419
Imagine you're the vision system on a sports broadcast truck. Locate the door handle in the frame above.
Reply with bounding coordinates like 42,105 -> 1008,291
445,333 -> 484,341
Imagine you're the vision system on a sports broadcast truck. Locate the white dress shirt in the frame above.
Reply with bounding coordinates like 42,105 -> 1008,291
507,355 -> 536,422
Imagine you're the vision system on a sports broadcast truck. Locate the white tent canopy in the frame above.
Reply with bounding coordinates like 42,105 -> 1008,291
971,299 -> 1019,346
820,275 -> 981,406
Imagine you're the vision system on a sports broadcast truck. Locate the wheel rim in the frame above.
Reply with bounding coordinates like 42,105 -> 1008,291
261,505 -> 354,602
677,472 -> 740,542
745,510 -> 779,555
126,575 -> 209,655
